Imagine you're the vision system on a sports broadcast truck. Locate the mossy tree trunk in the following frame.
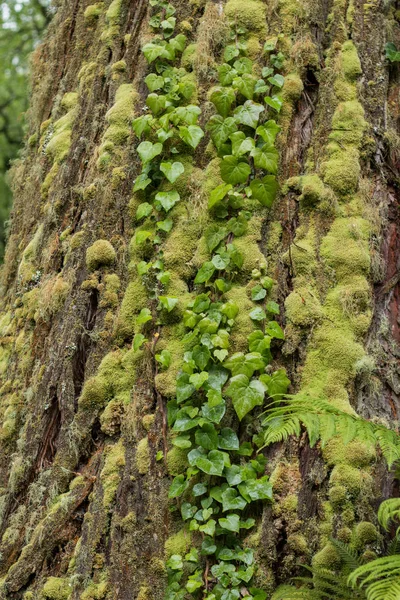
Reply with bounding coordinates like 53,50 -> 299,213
0,0 -> 399,598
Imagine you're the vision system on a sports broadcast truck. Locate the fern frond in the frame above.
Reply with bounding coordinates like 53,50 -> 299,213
348,555 -> 400,600
378,498 -> 400,531
330,538 -> 361,573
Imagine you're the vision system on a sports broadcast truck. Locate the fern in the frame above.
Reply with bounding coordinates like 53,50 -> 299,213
378,498 -> 400,532
348,555 -> 400,600
262,395 -> 400,467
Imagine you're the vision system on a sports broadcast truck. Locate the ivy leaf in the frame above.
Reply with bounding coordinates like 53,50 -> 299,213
195,449 -> 226,476
168,475 -> 188,498
136,202 -> 153,220
233,57 -> 253,74
222,488 -> 247,512
136,307 -> 152,324
167,554 -> 183,571
250,175 -> 278,206
193,345 -> 211,370
248,331 -> 272,357
137,140 -> 163,163
142,42 -> 164,63
235,74 -> 256,100
146,93 -> 166,115
206,115 -> 238,148
193,483 -> 208,496
194,261 -> 215,284
158,296 -> 178,312
268,74 -> 285,88
133,333 -> 147,351
205,223 -> 228,251
220,156 -> 251,185
145,73 -> 164,92
225,465 -> 243,486
201,399 -> 226,424
251,284 -> 267,301
160,161 -> 185,183
212,253 -> 230,270
195,424 -> 219,450
189,371 -> 209,390
176,373 -> 195,403
218,513 -> 240,533
202,537 -> 217,555
219,63 -> 237,85
155,190 -> 180,212
210,87 -> 236,118
214,349 -> 229,362
234,100 -> 264,129
193,294 -> 211,313
157,218 -> 173,233
169,33 -> 187,53
266,300 -> 280,315
135,230 -> 152,245
265,321 -> 284,339
265,94 -> 283,112
250,146 -> 279,173
224,45 -> 240,62
226,374 -> 266,420
133,173 -> 152,192
172,435 -> 192,449
199,519 -> 216,536
175,104 -> 201,125
208,364 -> 229,391
239,476 -> 273,502
386,42 -> 400,62
208,185 -> 232,210
227,214 -> 248,237
249,307 -> 266,321
259,368 -> 290,398
178,125 -> 204,148
218,428 -> 239,450
132,114 -> 153,137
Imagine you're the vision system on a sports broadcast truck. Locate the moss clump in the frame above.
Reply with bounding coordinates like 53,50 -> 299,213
46,93 -> 78,163
166,446 -> 188,476
312,543 -> 341,570
165,529 -> 192,558
136,437 -> 150,475
101,440 -> 125,507
287,534 -> 308,554
323,438 -> 376,467
98,84 -> 137,166
41,577 -> 71,599
155,323 -> 186,397
330,464 -> 362,495
18,224 -> 44,283
224,286 -> 255,352
181,44 -> 197,70
320,218 -> 370,279
38,275 -> 71,320
283,228 -> 317,277
86,240 -> 116,270
354,521 -> 378,546
322,148 -> 360,195
100,397 -> 124,435
282,73 -> 304,102
233,216 -> 266,277
225,0 -> 266,34
84,3 -> 104,23
329,101 -> 366,147
106,0 -> 122,23
78,376 -> 110,410
80,581 -> 109,600
341,40 -> 362,80
116,277 -> 148,340
163,219 -> 203,280
328,485 -> 347,507
285,287 -> 322,327
111,59 -> 126,73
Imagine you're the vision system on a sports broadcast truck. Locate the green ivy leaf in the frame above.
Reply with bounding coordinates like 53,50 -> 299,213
155,349 -> 172,368
206,115 -> 238,148
202,399 -> 226,424
224,45 -> 240,62
202,537 -> 217,556
221,488 -> 247,512
136,202 -> 153,220
146,93 -> 166,115
227,214 -> 248,237
218,428 -> 239,450
210,87 -> 236,118
214,349 -> 229,362
137,140 -> 163,163
160,161 -> 185,183
167,554 -> 183,570
205,223 -> 228,251
132,114 -> 153,137
193,345 -> 211,370
195,449 -> 226,476
208,185 -> 232,211
194,261 -> 216,284
136,307 -> 152,324
169,33 -> 187,52
212,253 -> 230,270
195,423 -> 219,450
176,373 -> 195,403
155,190 -> 180,212
189,371 -> 209,390
172,435 -> 192,449
145,73 -> 164,92
133,333 -> 147,351
249,307 -> 266,321
158,296 -> 178,312
178,125 -> 204,148
219,63 -> 237,85
233,57 -> 253,74
135,230 -> 152,245
268,74 -> 285,88
142,42 -> 164,63
175,104 -> 201,125
226,374 -> 266,420
234,100 -> 264,129
235,73 -> 256,100
266,300 -> 280,315
250,146 -> 279,173
259,368 -> 290,398
220,156 -> 251,184
250,175 -> 278,206
168,474 -> 188,498
133,172 -> 152,192
231,132 -> 255,156
265,321 -> 284,339
239,476 -> 273,502
386,42 -> 400,62
251,284 -> 267,301
157,218 -> 173,232
265,94 -> 283,112
218,513 -> 240,533
199,519 -> 216,536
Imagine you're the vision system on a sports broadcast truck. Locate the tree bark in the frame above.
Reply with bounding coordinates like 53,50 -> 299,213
0,0 -> 399,598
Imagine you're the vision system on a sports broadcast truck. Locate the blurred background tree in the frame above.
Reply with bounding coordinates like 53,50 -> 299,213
0,0 -> 51,261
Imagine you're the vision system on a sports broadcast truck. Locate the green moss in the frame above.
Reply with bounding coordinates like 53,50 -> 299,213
80,581 -> 109,600
78,376 -> 110,410
224,286 -> 255,352
287,534 -> 308,554
166,446 -> 188,476
41,577 -> 71,599
323,438 -> 376,467
322,148 -> 360,195
320,217 -> 370,279
337,526 -> 352,542
330,464 -> 362,495
354,521 -> 378,546
18,224 -> 44,283
136,437 -> 150,475
61,92 -> 78,111
106,0 -> 122,23
312,543 -> 341,570
163,219 -> 204,280
142,414 -> 155,431
328,485 -> 347,507
233,216 -> 266,277
282,73 -> 304,102
329,101 -> 366,147
225,0 -> 267,34
285,287 -> 322,327
284,228 -> 317,277
165,529 -> 192,558
84,3 -> 104,23
341,40 -> 362,80
116,277 -> 148,340
46,93 -> 78,163
98,84 -> 137,166
101,440 -> 125,507
86,240 -> 116,270
155,323 -> 186,396
111,60 -> 127,73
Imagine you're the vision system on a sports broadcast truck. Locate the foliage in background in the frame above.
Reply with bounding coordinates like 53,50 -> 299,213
0,0 -> 50,261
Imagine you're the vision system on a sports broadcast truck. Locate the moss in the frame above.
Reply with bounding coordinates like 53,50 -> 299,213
86,240 -> 116,270
111,60 -> 126,73
181,44 -> 197,70
312,543 -> 341,570
282,73 -> 304,102
98,84 -> 137,165
142,414 -> 155,431
41,577 -> 71,599
80,582 -> 109,600
166,446 -> 188,476
323,438 -> 376,467
224,286 -> 255,352
100,440 -> 125,507
61,92 -> 78,111
105,0 -> 122,23
78,376 -> 110,410
46,93 -> 78,163
136,437 -> 150,475
137,587 -> 151,600
233,216 -> 266,277
18,224 -> 44,283
329,101 -> 366,147
342,507 -> 355,525
285,287 -> 322,327
100,397 -> 124,435
84,3 -> 104,24
37,275 -> 71,319
287,534 -> 308,554
330,464 -> 362,495
225,0 -> 266,34
163,218 -> 204,280
322,148 -> 360,195
70,230 -> 85,250
165,529 -> 192,558
337,526 -> 352,542
354,521 -> 378,546
97,350 -> 135,395
290,36 -> 319,70
116,277 -> 148,340
341,40 -> 362,80
320,218 -> 370,279
155,323 -> 186,397
328,485 -> 347,507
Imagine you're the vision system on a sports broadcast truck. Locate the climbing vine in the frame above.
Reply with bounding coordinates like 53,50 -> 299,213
133,2 -> 291,599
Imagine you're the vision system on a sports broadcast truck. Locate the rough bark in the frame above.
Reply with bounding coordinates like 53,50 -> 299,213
0,0 -> 399,598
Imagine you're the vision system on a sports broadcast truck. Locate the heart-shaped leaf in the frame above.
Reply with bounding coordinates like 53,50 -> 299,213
210,87 -> 236,118
250,175 -> 278,206
251,146 -> 279,174
155,190 -> 180,212
160,161 -> 184,183
226,374 -> 266,420
137,141 -> 163,163
178,125 -> 204,148
234,100 -> 264,129
220,156 -> 251,185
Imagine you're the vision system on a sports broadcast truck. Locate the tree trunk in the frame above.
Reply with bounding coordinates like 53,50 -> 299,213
0,0 -> 399,598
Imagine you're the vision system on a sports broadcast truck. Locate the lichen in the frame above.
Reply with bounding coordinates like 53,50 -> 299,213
86,240 -> 116,270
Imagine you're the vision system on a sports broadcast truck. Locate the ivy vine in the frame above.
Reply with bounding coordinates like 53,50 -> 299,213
132,2 -> 291,599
